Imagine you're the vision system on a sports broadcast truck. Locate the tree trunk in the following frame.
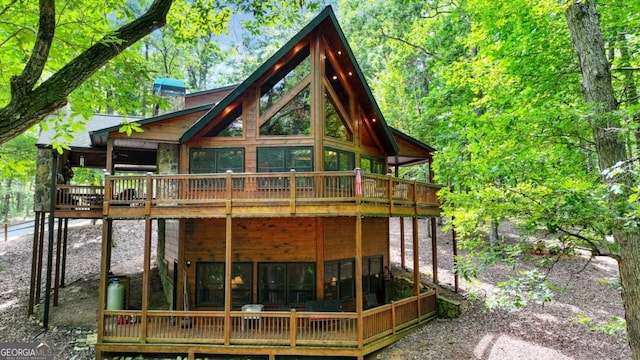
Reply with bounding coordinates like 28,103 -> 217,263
566,2 -> 640,358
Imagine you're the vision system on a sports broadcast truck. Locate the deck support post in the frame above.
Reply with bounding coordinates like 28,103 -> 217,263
431,217 -> 438,285
355,215 -> 364,349
97,218 -> 111,355
54,218 -> 63,306
452,216 -> 458,292
35,213 -> 45,303
412,217 -> 420,319
42,149 -> 57,330
400,217 -> 406,270
28,211 -> 41,316
224,214 -> 233,345
61,218 -> 68,287
141,217 -> 152,343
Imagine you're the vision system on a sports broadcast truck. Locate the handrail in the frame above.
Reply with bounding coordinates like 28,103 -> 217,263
98,171 -> 442,207
101,290 -> 439,349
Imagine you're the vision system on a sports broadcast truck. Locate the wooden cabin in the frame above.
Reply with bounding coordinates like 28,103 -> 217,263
31,6 -> 443,360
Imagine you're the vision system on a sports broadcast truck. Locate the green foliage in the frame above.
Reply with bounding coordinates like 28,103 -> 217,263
486,269 -> 556,311
574,313 -> 627,337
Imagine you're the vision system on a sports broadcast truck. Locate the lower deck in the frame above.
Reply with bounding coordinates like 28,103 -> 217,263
98,291 -> 437,359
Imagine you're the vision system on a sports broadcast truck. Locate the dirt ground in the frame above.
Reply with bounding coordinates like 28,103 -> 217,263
0,218 -> 631,359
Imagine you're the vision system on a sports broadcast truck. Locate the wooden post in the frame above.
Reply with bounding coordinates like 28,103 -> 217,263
35,214 -> 45,302
224,215 -> 232,345
400,217 -> 406,270
412,217 -> 420,320
3,223 -> 6,241
96,218 -> 111,356
289,309 -> 297,347
140,218 -> 152,343
43,149 -> 57,330
28,211 -> 41,315
452,216 -> 458,293
54,218 -> 62,306
355,215 -> 364,349
431,217 -> 438,285
61,218 -> 68,287
316,218 -> 325,299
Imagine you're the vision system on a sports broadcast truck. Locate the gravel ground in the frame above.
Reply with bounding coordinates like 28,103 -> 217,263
0,218 -> 631,359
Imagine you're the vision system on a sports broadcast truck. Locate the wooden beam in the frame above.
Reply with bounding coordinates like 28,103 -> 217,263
35,208 -> 45,303
28,211 -> 41,316
412,217 -> 420,320
316,217 -> 325,299
54,217 -> 62,306
431,217 -> 438,285
355,215 -> 364,349
400,218 -> 405,270
61,218 -> 68,287
224,215 -> 232,345
140,218 -> 152,343
97,218 -> 111,348
312,32 -> 324,172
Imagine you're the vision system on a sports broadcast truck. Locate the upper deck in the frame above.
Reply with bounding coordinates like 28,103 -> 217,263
54,171 -> 442,219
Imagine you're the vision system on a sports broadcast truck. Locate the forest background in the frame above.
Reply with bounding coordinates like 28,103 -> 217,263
1,0 -> 639,357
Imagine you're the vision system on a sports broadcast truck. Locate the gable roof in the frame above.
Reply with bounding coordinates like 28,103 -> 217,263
180,5 -> 399,154
388,127 -> 436,167
37,113 -> 142,149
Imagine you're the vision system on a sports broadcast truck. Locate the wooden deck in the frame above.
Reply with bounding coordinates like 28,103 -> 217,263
55,172 -> 442,219
98,290 -> 438,359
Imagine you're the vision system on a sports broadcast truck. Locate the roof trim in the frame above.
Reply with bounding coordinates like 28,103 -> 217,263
91,104 -> 213,137
186,84 -> 237,98
180,5 -> 399,154
390,126 -> 437,153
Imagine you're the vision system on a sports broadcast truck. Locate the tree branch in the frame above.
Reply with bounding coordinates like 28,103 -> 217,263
10,0 -> 55,99
0,0 -> 173,144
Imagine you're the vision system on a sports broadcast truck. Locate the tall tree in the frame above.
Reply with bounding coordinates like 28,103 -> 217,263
0,0 -> 173,144
0,0 -> 320,145
566,1 -> 640,357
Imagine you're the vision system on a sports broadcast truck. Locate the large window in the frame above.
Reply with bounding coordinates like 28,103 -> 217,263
257,147 -> 313,173
195,262 -> 253,307
189,148 -> 244,189
324,148 -> 355,171
324,258 -> 354,301
258,262 -> 315,307
363,256 -> 384,303
190,148 -> 244,174
361,156 -> 386,175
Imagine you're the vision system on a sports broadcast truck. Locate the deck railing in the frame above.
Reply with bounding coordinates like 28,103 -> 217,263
55,185 -> 104,210
101,290 -> 437,349
96,171 -> 441,208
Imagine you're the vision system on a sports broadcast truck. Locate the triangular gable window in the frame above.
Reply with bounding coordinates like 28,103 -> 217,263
324,57 -> 352,142
324,90 -> 352,141
217,112 -> 243,137
203,106 -> 243,137
259,44 -> 311,137
260,85 -> 311,136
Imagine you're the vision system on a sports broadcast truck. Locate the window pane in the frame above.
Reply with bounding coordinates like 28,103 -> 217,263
259,263 -> 286,306
324,91 -> 352,141
324,262 -> 339,300
196,262 -> 224,307
339,261 -> 354,300
218,115 -> 243,137
260,86 -> 311,136
260,49 -> 311,115
338,151 -> 354,171
324,149 -> 338,171
231,263 -> 252,306
190,149 -> 216,173
289,148 -> 313,172
287,263 -> 315,305
217,148 -> 244,173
